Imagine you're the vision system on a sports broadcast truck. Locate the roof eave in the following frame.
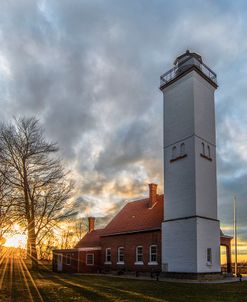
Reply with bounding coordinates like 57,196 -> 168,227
101,227 -> 161,237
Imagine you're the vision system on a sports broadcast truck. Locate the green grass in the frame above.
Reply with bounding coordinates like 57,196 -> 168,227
0,258 -> 247,302
35,272 -> 247,302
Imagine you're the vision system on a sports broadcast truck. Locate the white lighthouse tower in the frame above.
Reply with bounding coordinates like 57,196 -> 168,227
160,51 -> 221,276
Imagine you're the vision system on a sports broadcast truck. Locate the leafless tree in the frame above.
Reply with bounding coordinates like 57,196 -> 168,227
0,117 -> 72,269
0,166 -> 17,246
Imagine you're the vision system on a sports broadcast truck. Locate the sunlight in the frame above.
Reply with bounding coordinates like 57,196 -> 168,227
3,224 -> 27,248
4,234 -> 27,248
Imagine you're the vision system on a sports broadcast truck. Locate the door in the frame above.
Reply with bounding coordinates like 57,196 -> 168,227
57,254 -> 63,272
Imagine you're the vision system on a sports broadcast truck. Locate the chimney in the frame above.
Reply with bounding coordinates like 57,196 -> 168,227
88,217 -> 95,232
148,183 -> 157,208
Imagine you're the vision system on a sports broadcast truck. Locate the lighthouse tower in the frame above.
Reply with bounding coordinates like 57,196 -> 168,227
160,51 -> 221,275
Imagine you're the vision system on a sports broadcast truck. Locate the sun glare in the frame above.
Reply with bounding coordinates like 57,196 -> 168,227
3,224 -> 27,248
4,234 -> 27,248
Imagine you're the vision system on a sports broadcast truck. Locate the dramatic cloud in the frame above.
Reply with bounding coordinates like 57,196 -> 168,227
0,0 -> 246,250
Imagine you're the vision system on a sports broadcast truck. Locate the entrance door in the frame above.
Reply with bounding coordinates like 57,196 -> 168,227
57,254 -> 63,272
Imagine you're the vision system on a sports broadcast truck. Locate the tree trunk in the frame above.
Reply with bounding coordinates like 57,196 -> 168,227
28,219 -> 38,270
26,237 -> 30,259
23,159 -> 38,269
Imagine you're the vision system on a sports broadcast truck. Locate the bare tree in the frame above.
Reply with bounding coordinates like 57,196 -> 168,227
0,166 -> 17,246
0,117 -> 71,269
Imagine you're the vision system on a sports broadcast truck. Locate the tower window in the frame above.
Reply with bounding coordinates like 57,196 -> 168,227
180,143 -> 185,156
172,146 -> 177,159
200,142 -> 212,161
207,248 -> 212,265
170,143 -> 187,163
207,145 -> 211,158
202,142 -> 205,155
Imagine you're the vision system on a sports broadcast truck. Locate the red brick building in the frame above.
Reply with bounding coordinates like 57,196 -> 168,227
53,184 -> 232,274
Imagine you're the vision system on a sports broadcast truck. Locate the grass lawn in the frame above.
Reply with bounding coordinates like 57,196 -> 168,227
0,258 -> 246,301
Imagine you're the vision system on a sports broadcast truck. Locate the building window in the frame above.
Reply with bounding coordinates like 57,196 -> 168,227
180,143 -> 185,156
207,248 -> 212,265
118,247 -> 124,263
149,245 -> 158,263
86,253 -> 94,266
105,248 -> 111,263
136,246 -> 143,263
172,146 -> 177,159
202,142 -> 205,155
66,253 -> 71,265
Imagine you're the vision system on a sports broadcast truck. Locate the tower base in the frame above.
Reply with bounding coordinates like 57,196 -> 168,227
160,272 -> 223,280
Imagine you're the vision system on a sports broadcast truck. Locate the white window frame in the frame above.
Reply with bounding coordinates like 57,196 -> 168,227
206,248 -> 212,265
86,253 -> 94,266
117,247 -> 124,264
135,246 -> 143,265
66,253 -> 71,265
148,245 -> 158,265
105,248 -> 112,264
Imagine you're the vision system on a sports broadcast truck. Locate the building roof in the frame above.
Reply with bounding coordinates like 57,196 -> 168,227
75,228 -> 105,248
220,229 -> 233,239
75,194 -> 164,248
103,195 -> 164,236
173,50 -> 202,65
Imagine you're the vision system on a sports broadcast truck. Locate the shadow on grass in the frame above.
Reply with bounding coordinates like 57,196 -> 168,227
39,272 -> 167,302
35,266 -> 247,302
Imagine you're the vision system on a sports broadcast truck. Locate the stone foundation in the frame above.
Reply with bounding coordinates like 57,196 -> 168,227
161,272 -> 223,280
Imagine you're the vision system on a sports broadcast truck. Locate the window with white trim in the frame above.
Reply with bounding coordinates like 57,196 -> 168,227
207,248 -> 212,264
66,253 -> 71,265
136,246 -> 143,262
118,247 -> 124,263
149,245 -> 157,262
86,253 -> 94,266
105,248 -> 111,263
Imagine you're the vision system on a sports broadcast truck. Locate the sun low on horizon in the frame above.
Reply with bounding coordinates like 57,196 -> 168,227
3,224 -> 27,249
4,234 -> 27,249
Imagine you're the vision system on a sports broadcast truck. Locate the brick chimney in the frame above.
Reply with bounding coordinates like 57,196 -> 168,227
88,217 -> 95,232
148,183 -> 157,208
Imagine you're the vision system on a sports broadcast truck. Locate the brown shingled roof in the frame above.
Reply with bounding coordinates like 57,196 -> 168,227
75,229 -> 105,248
74,194 -> 164,248
103,194 -> 164,235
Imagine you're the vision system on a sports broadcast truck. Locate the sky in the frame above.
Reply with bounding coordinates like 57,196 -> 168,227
0,0 -> 246,257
